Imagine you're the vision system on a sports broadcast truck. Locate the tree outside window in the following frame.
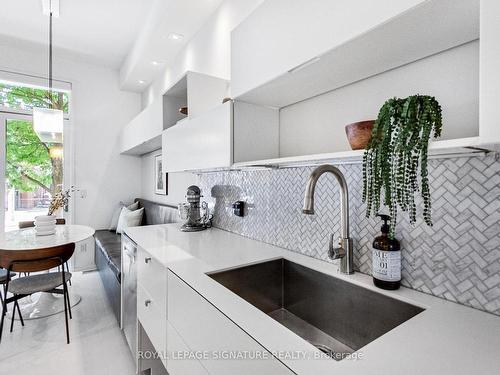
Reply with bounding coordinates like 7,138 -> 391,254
0,82 -> 69,207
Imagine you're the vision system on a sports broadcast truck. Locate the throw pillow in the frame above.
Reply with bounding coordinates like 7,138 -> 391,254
116,207 -> 144,234
109,201 -> 140,231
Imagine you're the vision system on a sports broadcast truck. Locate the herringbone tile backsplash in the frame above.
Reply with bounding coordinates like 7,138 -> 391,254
197,155 -> 500,316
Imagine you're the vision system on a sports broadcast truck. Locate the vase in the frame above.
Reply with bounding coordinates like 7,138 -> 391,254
345,120 -> 375,150
34,215 -> 57,236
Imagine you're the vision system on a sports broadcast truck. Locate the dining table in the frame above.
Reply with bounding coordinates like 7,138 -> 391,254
0,224 -> 95,319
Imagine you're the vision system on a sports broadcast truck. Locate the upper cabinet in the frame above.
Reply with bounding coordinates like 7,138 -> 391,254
120,96 -> 164,155
163,100 -> 279,172
120,71 -> 230,156
231,0 -> 498,168
480,0 -> 500,149
231,0 -> 430,100
163,102 -> 233,172
125,0 -> 499,169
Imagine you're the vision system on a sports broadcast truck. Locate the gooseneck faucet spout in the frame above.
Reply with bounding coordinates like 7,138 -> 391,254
302,164 -> 354,274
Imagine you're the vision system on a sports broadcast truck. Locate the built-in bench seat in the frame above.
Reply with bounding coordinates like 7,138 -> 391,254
95,198 -> 178,322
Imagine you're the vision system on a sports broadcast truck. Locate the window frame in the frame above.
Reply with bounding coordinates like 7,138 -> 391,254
0,72 -> 74,229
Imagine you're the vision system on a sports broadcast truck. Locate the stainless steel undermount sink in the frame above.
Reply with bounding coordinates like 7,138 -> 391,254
208,259 -> 424,360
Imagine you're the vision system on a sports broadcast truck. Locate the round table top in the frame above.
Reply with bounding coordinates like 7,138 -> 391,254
0,224 -> 95,251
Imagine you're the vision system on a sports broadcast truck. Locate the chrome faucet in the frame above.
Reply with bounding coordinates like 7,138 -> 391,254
302,164 -> 354,274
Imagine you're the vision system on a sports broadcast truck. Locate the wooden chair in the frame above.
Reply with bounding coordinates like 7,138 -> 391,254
18,218 -> 66,229
18,219 -> 71,285
0,243 -> 75,344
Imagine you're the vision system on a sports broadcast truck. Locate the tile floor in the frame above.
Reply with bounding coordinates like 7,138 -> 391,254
0,272 -> 136,375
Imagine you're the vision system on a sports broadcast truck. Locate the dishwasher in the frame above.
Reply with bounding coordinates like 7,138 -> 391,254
121,234 -> 137,355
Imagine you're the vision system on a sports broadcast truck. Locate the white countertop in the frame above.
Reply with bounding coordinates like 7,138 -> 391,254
125,223 -> 500,375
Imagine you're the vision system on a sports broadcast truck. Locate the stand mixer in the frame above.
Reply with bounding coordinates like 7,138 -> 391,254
178,185 -> 212,232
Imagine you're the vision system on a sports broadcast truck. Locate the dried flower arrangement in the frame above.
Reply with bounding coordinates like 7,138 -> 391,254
48,186 -> 76,216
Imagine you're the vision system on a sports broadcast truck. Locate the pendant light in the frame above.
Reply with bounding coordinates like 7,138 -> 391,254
34,0 -> 63,142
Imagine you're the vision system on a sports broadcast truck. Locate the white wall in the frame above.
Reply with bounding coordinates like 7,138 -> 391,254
140,0 -> 263,204
0,39 -> 142,229
280,41 -> 479,156
141,151 -> 196,206
143,0 -> 264,107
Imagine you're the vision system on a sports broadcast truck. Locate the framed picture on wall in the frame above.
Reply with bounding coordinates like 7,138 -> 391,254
154,154 -> 168,195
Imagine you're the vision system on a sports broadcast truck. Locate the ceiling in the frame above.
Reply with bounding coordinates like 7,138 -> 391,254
119,0 -> 225,92
0,0 -> 225,92
0,0 -> 154,68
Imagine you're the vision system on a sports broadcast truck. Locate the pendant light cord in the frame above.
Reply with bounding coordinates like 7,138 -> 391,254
48,0 -> 53,108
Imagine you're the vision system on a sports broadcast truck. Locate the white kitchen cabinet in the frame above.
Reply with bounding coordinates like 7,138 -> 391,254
480,0 -> 500,148
137,284 -> 167,360
185,72 -> 230,119
69,236 -> 95,272
162,101 -> 279,172
231,0 -> 427,99
167,270 -> 294,375
229,0 -> 500,168
138,322 -> 168,375
137,247 -> 168,370
137,247 -> 167,312
120,96 -> 164,155
166,321 -> 209,375
121,71 -> 228,156
163,101 -> 233,172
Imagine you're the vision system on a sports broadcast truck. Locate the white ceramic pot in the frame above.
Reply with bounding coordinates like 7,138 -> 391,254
34,215 -> 56,236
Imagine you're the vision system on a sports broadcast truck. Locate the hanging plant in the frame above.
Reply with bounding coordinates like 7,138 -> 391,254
362,95 -> 443,238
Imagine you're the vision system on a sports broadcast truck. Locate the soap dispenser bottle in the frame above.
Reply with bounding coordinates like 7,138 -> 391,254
372,214 -> 401,290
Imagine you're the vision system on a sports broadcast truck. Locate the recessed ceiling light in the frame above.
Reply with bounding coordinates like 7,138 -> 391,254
151,61 -> 162,66
138,80 -> 146,84
168,33 -> 184,41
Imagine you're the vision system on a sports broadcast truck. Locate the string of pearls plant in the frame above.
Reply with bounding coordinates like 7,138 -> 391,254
362,95 -> 443,238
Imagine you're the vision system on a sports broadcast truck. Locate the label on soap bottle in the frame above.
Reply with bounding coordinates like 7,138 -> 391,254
372,249 -> 401,281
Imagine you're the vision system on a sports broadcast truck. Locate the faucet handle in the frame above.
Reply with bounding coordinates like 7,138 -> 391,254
328,234 -> 346,260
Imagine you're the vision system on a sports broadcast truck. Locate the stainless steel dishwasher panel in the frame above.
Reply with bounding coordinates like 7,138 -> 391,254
121,234 -> 137,355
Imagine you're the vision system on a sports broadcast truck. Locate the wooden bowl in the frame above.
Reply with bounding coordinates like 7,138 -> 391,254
345,120 -> 375,150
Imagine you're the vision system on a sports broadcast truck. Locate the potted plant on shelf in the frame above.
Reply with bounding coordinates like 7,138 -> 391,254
362,95 -> 443,238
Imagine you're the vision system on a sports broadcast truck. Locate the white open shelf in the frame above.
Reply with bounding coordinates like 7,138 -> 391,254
232,137 -> 486,169
229,0 -> 494,169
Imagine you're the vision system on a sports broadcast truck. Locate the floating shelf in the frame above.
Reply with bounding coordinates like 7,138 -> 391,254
232,137 -> 488,169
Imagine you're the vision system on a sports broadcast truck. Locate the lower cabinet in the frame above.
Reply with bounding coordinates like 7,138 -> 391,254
137,247 -> 168,373
137,283 -> 167,359
166,321 -> 209,375
70,237 -> 95,272
136,249 -> 293,375
167,270 -> 294,375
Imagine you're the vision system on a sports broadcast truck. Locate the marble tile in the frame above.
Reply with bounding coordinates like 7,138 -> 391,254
198,155 -> 500,316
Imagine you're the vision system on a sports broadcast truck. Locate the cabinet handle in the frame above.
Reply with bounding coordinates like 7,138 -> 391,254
144,299 -> 152,307
144,257 -> 152,264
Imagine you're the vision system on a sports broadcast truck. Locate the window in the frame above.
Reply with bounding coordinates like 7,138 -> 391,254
0,81 -> 70,231
0,81 -> 70,114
